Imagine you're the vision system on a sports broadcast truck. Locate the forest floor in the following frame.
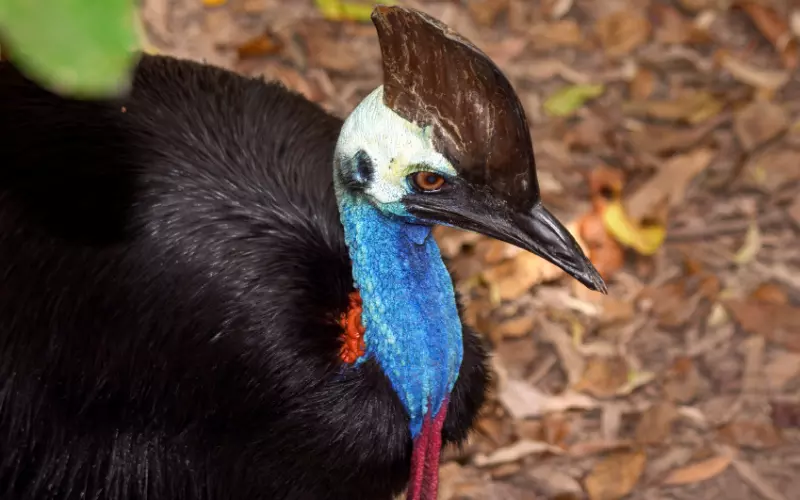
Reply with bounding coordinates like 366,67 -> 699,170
139,0 -> 800,498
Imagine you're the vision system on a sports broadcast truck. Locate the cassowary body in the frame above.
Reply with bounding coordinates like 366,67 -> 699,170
0,55 -> 488,499
0,6 -> 603,500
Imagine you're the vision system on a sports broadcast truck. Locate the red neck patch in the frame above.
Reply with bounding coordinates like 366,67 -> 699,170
338,290 -> 366,364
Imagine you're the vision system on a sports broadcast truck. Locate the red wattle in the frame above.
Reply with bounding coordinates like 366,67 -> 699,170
406,401 -> 448,500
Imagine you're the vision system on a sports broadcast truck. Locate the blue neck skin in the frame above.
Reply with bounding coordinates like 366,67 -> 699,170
338,195 -> 463,438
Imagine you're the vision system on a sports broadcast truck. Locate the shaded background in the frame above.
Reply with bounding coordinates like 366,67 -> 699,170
137,0 -> 800,498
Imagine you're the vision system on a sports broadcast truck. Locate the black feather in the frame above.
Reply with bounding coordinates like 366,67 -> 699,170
0,54 -> 489,500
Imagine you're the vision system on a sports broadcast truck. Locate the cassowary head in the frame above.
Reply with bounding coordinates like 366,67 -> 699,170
334,5 -> 606,292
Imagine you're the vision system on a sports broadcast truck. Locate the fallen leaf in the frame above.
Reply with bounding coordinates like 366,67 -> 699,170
733,220 -> 762,265
742,146 -> 800,191
467,0 -> 510,26
724,299 -> 800,351
433,226 -> 483,258
528,465 -> 583,498
584,450 -> 647,500
564,112 -> 609,151
624,147 -> 715,222
499,379 -> 598,419
598,296 -> 635,326
628,112 -> 730,155
596,11 -> 651,58
731,459 -> 788,500
751,283 -> 789,304
663,455 -> 732,485
629,67 -> 655,101
542,412 -> 572,448
740,2 -> 798,69
300,21 -> 376,73
717,419 -> 783,449
771,400 -> 800,429
577,211 -> 626,280
538,320 -> 586,385
635,401 -> 678,445
622,91 -> 724,124
764,353 -> 800,390
236,32 -> 282,59
529,20 -> 583,50
314,0 -> 392,22
734,100 -> 789,151
474,439 -> 562,467
574,356 -> 629,398
482,250 -> 565,301
718,52 -> 791,91
203,0 -> 227,6
492,314 -> 537,340
663,356 -> 702,403
602,200 -> 666,256
543,84 -> 605,117
654,4 -> 706,45
259,62 -> 324,102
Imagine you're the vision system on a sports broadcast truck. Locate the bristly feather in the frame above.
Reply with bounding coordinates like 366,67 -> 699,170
0,55 -> 489,500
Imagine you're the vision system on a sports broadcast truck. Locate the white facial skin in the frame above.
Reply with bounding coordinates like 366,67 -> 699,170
334,86 -> 457,208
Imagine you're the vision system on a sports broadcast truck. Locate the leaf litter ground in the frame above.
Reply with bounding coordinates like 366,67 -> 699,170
140,0 -> 800,498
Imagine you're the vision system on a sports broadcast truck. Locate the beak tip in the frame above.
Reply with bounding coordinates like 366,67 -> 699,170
583,266 -> 608,295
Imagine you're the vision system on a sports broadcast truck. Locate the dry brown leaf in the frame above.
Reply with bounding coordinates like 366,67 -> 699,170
433,226 -> 482,259
577,211 -> 625,281
538,320 -> 586,385
724,298 -> 800,351
528,465 -> 583,498
584,450 -> 647,500
635,401 -> 678,445
574,356 -> 629,398
718,419 -> 783,449
499,379 -> 598,419
771,400 -> 800,429
654,4 -> 708,45
481,251 -> 565,301
663,455 -> 732,485
765,353 -> 800,390
628,113 -> 730,156
564,112 -> 609,151
529,20 -> 583,50
751,283 -> 789,304
719,51 -> 791,91
734,100 -> 789,152
622,91 -> 723,124
740,2 -> 798,69
629,67 -> 655,101
467,0 -> 510,26
663,356 -> 702,403
236,32 -> 282,59
742,146 -> 800,191
474,439 -> 562,467
731,459 -> 788,500
595,11 -> 651,58
492,314 -> 537,340
598,296 -> 635,326
259,62 -> 323,102
624,147 -> 715,223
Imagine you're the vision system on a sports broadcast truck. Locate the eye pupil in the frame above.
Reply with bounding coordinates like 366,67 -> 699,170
412,171 -> 445,192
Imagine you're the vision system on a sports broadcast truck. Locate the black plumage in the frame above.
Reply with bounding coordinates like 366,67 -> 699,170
0,55 -> 489,500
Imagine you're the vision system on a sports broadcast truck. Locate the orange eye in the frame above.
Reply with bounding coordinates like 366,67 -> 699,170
410,171 -> 446,192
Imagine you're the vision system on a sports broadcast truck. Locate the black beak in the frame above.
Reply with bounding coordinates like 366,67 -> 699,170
404,186 -> 607,293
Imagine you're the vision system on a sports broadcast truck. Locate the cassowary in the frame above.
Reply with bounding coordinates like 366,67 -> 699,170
0,6 -> 604,500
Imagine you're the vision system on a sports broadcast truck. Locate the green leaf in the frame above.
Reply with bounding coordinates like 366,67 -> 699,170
0,0 -> 139,97
314,0 -> 395,22
543,83 -> 605,117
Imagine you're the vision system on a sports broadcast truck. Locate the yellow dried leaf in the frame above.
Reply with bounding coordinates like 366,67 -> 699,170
663,455 -> 732,485
733,221 -> 761,265
585,450 -> 647,500
601,200 -> 666,256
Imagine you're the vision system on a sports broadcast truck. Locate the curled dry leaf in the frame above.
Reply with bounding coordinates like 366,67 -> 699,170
742,146 -> 800,191
718,51 -> 791,91
624,147 -> 715,222
629,67 -> 655,101
734,100 -> 789,152
529,20 -> 583,50
584,450 -> 647,500
596,11 -> 651,58
628,112 -> 730,156
574,356 -> 629,399
740,2 -> 798,69
601,200 -> 666,256
473,439 -> 562,468
733,220 -> 761,265
653,4 -> 708,45
622,91 -> 723,124
498,379 -> 598,419
717,419 -> 783,449
635,401 -> 678,445
663,455 -> 732,485
724,295 -> 800,351
481,250 -> 565,301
